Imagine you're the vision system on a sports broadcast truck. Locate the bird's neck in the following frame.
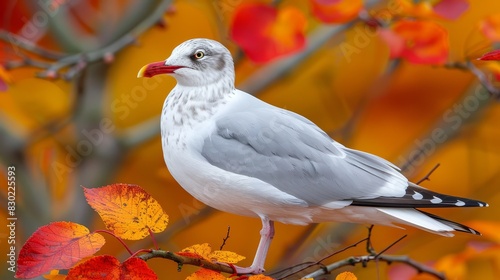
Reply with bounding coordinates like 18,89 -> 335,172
162,78 -> 235,129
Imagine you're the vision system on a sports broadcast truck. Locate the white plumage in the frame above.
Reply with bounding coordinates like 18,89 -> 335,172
138,38 -> 487,274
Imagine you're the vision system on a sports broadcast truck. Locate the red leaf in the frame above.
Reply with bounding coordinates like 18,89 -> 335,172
478,50 -> 500,61
231,4 -> 306,63
16,222 -> 105,279
67,255 -> 157,280
433,0 -> 469,20
309,0 -> 363,23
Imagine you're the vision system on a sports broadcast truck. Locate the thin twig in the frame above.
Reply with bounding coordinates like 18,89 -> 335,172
416,163 -> 441,185
302,234 -> 445,280
220,226 -> 231,250
366,225 -> 376,255
272,238 -> 368,279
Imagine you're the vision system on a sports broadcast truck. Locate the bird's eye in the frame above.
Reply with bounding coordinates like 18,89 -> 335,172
194,50 -> 205,59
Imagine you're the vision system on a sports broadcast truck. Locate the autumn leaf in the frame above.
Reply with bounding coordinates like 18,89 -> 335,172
83,184 -> 169,240
43,270 -> 67,280
432,0 -> 469,20
479,13 -> 500,42
394,0 -> 468,20
16,222 -> 105,279
0,65 -> 11,91
335,271 -> 357,280
66,255 -> 157,280
178,243 -> 245,264
248,275 -> 274,280
231,3 -> 306,63
478,49 -> 500,61
379,20 -> 449,65
185,268 -> 226,280
309,0 -> 363,23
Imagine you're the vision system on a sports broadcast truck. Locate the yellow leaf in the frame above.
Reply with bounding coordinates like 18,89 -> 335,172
336,271 -> 357,280
180,243 -> 212,260
179,243 -> 245,264
209,250 -> 245,264
185,268 -> 226,280
83,184 -> 169,240
249,275 -> 274,280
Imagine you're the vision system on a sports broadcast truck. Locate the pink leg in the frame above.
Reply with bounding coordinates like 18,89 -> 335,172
229,217 -> 275,275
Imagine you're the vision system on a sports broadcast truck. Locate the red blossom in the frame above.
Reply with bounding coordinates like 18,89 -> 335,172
379,20 -> 449,65
231,4 -> 306,63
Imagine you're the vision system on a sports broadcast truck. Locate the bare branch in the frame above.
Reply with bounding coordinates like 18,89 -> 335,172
0,30 -> 65,60
1,0 -> 173,80
445,61 -> 500,98
138,249 -> 235,274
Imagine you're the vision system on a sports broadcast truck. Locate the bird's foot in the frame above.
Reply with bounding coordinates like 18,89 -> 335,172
221,263 -> 265,275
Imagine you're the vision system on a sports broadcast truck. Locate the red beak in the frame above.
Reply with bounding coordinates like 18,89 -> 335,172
137,61 -> 185,78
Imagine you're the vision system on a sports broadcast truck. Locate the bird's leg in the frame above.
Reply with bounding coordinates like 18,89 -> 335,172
227,217 -> 275,275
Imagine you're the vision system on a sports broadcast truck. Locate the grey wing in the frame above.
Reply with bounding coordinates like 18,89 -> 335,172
201,106 -> 409,206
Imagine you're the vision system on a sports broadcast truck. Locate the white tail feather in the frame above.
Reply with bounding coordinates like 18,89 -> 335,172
377,208 -> 455,237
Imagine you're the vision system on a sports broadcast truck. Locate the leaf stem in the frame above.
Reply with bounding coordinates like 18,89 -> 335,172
94,230 -> 133,255
148,227 -> 159,250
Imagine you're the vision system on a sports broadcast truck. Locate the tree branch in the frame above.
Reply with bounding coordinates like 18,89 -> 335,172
138,249 -> 235,274
0,30 -> 65,60
1,0 -> 173,80
446,61 -> 500,98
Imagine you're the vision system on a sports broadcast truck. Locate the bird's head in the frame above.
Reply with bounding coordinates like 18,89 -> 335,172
137,38 -> 235,87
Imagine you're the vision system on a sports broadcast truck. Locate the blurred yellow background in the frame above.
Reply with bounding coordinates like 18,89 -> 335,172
1,0 -> 500,279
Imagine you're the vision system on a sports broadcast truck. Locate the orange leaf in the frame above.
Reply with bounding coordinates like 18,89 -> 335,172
336,271 -> 357,280
381,20 -> 449,65
16,222 -> 105,279
185,268 -> 226,280
43,270 -> 67,280
479,14 -> 500,42
179,243 -> 245,264
67,255 -> 157,280
432,254 -> 467,280
231,4 -> 306,63
0,65 -> 11,91
309,0 -> 363,23
83,184 -> 169,240
393,0 -> 468,20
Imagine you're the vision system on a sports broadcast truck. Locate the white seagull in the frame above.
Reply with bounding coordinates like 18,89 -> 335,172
137,38 -> 487,274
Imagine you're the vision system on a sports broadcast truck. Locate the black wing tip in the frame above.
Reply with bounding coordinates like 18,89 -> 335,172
403,185 -> 489,208
418,210 -> 482,236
